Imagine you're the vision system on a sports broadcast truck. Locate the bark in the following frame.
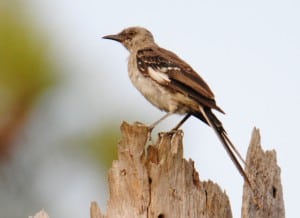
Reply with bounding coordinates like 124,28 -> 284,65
242,128 -> 285,218
93,122 -> 232,218
30,124 -> 285,218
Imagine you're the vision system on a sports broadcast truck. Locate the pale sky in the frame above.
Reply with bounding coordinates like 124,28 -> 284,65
24,0 -> 300,217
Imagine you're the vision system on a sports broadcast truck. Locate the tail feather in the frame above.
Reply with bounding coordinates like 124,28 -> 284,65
196,107 -> 252,188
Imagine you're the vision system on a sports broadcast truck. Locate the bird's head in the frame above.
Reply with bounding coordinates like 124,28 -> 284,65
103,27 -> 155,51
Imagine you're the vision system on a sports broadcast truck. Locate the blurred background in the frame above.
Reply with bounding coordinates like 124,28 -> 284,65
0,0 -> 299,217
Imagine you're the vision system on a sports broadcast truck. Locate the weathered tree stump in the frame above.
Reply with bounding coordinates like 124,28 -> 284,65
91,123 -> 285,218
242,128 -> 285,218
30,122 -> 285,218
92,122 -> 232,218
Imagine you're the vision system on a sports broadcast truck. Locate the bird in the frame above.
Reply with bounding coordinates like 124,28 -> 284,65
103,26 -> 252,188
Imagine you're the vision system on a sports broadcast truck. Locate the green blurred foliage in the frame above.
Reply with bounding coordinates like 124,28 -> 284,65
0,5 -> 56,106
0,3 -> 57,157
85,123 -> 120,168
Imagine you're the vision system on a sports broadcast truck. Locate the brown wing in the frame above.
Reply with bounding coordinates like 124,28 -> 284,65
136,47 -> 224,113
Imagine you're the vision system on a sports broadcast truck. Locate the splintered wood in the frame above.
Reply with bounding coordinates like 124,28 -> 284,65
30,124 -> 285,218
91,123 -> 284,218
242,128 -> 285,218
93,122 -> 231,218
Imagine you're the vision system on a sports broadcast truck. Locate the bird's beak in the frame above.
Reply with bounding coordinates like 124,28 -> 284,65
102,34 -> 123,42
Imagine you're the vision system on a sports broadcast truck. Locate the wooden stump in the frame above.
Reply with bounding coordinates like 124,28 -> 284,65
242,128 -> 285,218
30,123 -> 286,218
92,122 -> 232,218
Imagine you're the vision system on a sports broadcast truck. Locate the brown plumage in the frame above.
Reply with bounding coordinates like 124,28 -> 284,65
103,26 -> 252,188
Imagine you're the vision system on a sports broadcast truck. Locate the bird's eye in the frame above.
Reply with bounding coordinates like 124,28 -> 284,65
128,31 -> 136,37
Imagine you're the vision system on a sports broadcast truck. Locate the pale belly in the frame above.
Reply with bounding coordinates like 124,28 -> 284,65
128,68 -> 197,114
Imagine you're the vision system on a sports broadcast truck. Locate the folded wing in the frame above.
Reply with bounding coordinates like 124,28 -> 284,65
136,47 -> 224,113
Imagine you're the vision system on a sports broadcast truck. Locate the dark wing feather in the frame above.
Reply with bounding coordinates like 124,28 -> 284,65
136,47 -> 224,113
137,47 -> 252,188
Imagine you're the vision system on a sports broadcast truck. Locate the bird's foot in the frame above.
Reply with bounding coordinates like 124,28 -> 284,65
147,125 -> 155,142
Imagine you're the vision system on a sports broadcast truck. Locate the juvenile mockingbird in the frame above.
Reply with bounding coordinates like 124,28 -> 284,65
103,27 -> 251,187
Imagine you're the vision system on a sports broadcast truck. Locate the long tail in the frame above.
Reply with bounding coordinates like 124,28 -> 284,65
195,107 -> 253,189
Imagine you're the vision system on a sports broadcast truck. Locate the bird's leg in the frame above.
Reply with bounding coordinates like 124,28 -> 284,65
149,112 -> 173,132
172,113 -> 192,131
147,112 -> 173,142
